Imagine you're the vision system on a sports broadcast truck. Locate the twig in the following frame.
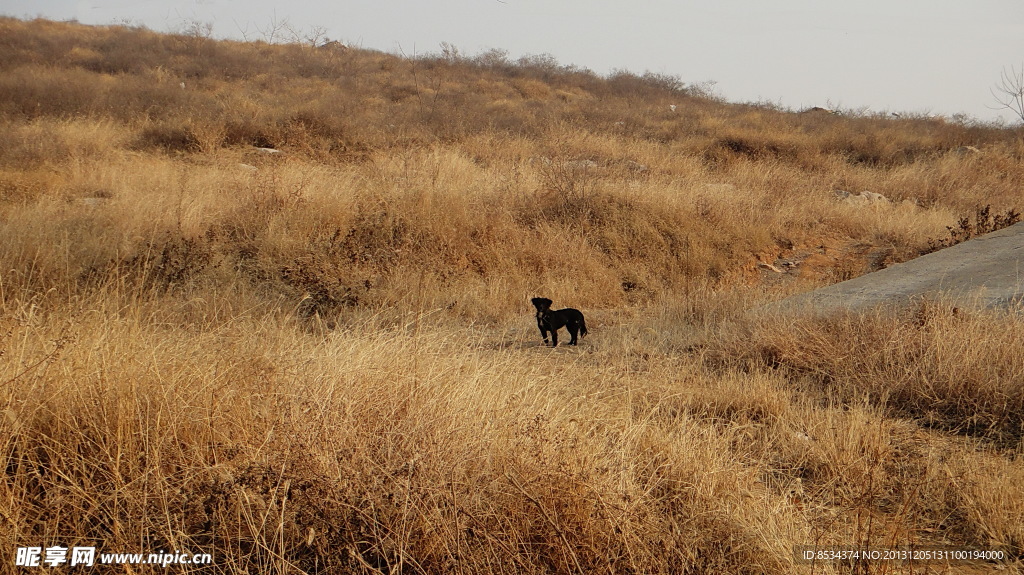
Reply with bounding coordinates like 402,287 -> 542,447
506,472 -> 585,575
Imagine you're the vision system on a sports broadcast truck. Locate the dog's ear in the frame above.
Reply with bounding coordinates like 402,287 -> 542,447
530,297 -> 552,311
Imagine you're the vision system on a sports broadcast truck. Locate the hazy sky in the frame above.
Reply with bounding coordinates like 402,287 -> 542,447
5,0 -> 1024,122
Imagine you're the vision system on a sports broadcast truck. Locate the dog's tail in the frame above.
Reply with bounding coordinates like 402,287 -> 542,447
580,317 -> 588,338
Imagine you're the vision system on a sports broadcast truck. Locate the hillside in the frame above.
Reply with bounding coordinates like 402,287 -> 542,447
1,17 -> 1023,574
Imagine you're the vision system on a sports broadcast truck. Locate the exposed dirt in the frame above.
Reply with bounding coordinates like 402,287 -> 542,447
748,238 -> 899,288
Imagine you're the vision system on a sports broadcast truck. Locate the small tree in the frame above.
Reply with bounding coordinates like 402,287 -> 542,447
255,14 -> 290,44
992,64 -> 1024,123
304,25 -> 329,48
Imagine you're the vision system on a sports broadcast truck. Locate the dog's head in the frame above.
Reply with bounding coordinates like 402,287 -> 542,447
530,297 -> 553,313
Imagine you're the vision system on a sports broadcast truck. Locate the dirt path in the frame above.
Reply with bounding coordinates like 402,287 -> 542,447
770,222 -> 1024,312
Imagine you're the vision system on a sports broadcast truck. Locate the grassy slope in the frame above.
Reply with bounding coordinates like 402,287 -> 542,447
1,17 -> 1023,573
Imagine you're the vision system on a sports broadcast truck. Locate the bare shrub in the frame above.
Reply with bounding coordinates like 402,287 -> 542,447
925,204 -> 1021,252
133,122 -> 201,152
991,64 -> 1024,123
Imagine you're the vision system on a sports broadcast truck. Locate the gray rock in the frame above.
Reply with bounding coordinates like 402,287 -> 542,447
835,190 -> 890,205
953,145 -> 982,156
564,159 -> 598,169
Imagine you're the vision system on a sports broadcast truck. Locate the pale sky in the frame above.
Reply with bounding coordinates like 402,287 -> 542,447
5,0 -> 1024,122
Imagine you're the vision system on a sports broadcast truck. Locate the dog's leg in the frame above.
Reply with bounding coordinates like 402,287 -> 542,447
550,329 -> 558,347
567,325 -> 579,345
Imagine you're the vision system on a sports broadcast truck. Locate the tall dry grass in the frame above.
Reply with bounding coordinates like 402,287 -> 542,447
717,301 -> 1024,443
1,16 -> 1022,573
4,297 -> 1023,573
2,125 -> 1017,320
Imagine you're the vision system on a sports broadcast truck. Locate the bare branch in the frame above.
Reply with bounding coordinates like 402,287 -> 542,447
281,20 -> 303,44
234,19 -> 252,42
255,13 -> 290,44
304,25 -> 329,48
991,64 -> 1024,123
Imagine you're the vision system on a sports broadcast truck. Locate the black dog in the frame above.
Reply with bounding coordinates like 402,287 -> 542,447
531,297 -> 588,347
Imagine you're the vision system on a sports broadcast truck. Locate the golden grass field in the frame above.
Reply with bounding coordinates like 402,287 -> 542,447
1,17 -> 1023,574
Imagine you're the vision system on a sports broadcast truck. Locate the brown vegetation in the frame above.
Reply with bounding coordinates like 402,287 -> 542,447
1,16 -> 1022,573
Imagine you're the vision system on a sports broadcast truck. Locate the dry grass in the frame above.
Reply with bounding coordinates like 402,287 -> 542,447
719,301 -> 1024,443
1,16 -> 1023,573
